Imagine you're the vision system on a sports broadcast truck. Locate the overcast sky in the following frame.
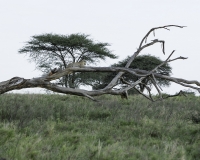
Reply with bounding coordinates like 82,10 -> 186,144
1,0 -> 200,94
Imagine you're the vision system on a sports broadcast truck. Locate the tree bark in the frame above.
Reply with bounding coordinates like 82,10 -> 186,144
1,25 -> 198,101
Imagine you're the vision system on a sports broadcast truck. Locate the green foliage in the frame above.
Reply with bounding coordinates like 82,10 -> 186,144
0,93 -> 200,159
93,55 -> 172,93
0,128 -> 14,145
19,33 -> 117,88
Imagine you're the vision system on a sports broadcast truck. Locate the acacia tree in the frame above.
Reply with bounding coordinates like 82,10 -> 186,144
18,33 -> 117,88
1,25 -> 200,101
93,55 -> 172,93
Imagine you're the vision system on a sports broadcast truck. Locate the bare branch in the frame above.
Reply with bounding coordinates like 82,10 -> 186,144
133,87 -> 154,101
1,61 -> 199,100
149,76 -> 162,99
104,40 -> 167,90
139,25 -> 186,48
1,25 -> 199,102
133,69 -> 200,92
162,90 -> 187,99
104,25 -> 185,90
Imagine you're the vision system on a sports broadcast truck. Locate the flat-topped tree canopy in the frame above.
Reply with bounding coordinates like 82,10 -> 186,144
19,33 -> 118,88
1,25 -> 200,101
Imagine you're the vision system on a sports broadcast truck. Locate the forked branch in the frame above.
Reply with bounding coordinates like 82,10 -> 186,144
103,25 -> 186,90
1,25 -> 198,101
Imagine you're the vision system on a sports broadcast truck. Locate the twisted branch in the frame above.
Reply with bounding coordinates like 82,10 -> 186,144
1,25 -> 198,101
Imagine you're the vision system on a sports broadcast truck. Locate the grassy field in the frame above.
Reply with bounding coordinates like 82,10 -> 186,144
0,93 -> 200,160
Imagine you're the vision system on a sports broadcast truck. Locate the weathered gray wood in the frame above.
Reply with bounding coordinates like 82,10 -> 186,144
1,25 -> 199,101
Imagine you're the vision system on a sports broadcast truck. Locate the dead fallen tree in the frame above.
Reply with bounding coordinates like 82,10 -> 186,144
1,25 -> 199,101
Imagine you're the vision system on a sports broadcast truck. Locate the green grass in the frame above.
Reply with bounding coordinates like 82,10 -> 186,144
0,93 -> 200,160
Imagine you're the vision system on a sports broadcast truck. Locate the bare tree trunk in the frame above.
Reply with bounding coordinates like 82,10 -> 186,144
1,25 -> 199,101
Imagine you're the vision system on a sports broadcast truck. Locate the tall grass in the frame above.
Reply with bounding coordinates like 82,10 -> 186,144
0,93 -> 200,160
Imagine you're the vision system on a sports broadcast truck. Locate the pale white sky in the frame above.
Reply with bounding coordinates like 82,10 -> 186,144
0,0 -> 200,94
